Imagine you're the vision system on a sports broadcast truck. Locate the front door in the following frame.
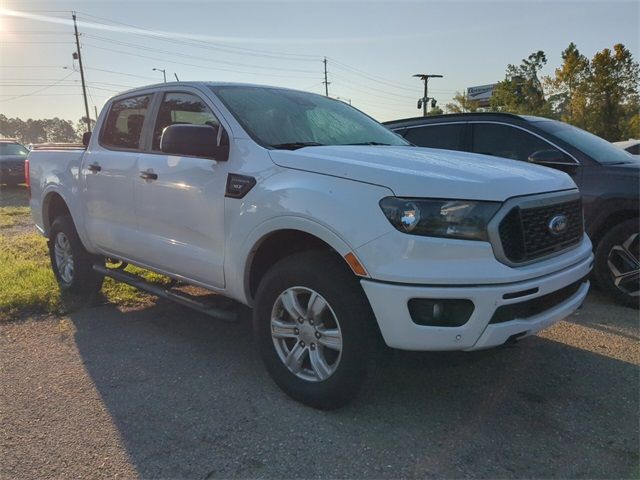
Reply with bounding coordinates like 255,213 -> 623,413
134,91 -> 229,288
470,122 -> 582,184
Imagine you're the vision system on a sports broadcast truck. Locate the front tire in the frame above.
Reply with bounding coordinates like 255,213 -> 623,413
594,219 -> 639,309
254,251 -> 378,409
49,215 -> 104,295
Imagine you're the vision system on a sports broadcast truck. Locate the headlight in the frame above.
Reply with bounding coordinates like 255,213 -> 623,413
379,197 -> 501,241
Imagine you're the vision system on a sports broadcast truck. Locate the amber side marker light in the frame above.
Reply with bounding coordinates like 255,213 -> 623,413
344,252 -> 368,276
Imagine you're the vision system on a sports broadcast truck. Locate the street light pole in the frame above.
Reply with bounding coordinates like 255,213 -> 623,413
153,68 -> 167,83
413,73 -> 444,116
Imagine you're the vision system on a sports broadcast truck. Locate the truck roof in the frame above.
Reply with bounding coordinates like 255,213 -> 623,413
109,81 -> 307,101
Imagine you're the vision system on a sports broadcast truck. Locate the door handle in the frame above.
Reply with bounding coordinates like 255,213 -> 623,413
139,170 -> 158,181
87,163 -> 101,173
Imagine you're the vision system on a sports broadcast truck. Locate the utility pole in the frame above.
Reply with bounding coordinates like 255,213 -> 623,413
72,12 -> 92,133
323,57 -> 330,97
413,73 -> 444,116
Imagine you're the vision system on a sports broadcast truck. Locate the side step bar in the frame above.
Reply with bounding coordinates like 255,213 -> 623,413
93,264 -> 238,322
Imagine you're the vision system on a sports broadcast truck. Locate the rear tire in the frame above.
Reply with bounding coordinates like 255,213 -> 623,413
254,251 -> 378,409
593,219 -> 639,309
49,215 -> 104,295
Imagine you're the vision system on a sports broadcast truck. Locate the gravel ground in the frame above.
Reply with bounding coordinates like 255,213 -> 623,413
1,289 -> 638,479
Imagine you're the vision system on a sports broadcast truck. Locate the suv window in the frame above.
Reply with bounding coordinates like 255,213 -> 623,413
0,143 -> 28,156
625,144 -> 639,155
403,124 -> 466,151
100,95 -> 151,150
152,92 -> 220,150
472,122 -> 570,162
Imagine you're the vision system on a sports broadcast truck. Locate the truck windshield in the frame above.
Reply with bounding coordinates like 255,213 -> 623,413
534,119 -> 636,165
210,85 -> 409,149
0,143 -> 28,156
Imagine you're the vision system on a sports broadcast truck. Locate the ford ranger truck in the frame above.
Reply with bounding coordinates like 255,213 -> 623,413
28,82 -> 593,409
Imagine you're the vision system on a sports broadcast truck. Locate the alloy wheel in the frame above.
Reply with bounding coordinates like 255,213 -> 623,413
607,233 -> 640,297
270,287 -> 343,382
54,231 -> 74,284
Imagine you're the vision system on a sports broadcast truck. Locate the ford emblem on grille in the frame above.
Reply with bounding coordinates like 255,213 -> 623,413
548,214 -> 568,235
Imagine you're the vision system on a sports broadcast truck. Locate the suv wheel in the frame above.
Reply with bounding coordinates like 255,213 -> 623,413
594,219 -> 639,309
254,251 -> 377,409
49,215 -> 104,295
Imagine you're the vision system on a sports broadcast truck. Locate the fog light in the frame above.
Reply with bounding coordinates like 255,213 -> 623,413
408,298 -> 474,327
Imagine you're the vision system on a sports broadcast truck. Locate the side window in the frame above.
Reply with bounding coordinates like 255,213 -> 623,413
472,123 -> 569,162
153,92 -> 220,150
100,95 -> 151,150
403,124 -> 466,151
626,144 -> 639,155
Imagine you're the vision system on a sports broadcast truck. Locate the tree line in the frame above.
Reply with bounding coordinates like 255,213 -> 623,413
445,43 -> 639,142
0,115 -> 96,145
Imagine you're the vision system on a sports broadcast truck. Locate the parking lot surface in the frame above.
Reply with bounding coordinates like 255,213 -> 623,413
1,290 -> 638,479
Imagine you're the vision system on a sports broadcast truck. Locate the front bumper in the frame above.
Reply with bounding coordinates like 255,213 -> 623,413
360,252 -> 592,351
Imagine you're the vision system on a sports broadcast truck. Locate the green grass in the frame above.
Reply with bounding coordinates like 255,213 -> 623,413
0,229 -> 172,321
0,196 -> 171,321
0,206 -> 31,228
0,232 -> 62,319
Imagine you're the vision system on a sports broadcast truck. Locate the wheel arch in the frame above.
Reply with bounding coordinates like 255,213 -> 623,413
588,206 -> 639,248
239,218 -> 369,305
42,190 -> 72,237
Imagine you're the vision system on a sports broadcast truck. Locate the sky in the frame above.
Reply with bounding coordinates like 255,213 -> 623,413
0,0 -> 638,123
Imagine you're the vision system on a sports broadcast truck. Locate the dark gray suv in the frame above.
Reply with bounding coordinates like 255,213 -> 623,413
0,139 -> 28,186
385,113 -> 639,308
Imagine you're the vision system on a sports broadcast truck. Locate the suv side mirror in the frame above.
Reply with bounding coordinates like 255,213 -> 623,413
527,149 -> 573,166
82,131 -> 91,147
160,124 -> 229,161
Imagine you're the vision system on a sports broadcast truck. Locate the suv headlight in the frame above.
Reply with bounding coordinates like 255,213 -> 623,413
379,197 -> 501,241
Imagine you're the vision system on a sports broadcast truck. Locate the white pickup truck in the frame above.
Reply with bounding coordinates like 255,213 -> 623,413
28,82 -> 593,408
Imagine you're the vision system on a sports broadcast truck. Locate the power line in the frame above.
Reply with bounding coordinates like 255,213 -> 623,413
328,71 -> 416,100
0,41 -> 75,45
85,67 -> 158,81
329,59 -> 419,93
82,33 -> 319,74
75,11 -> 319,62
82,43 -> 319,79
0,71 -> 76,103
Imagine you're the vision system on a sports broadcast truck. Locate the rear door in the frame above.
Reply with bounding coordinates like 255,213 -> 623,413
134,90 -> 229,288
401,123 -> 470,152
83,93 -> 153,257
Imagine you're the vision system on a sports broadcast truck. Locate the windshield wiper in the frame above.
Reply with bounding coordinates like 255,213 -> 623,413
270,142 -> 324,150
340,141 -> 393,146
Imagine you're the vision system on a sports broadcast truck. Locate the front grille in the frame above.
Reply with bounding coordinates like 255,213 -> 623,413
489,278 -> 587,324
498,199 -> 583,263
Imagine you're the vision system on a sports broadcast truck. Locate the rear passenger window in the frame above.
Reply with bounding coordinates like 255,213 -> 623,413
100,95 -> 151,150
152,92 -> 220,150
403,124 -> 466,151
472,123 -> 568,162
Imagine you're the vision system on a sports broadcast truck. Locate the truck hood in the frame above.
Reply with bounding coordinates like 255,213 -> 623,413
269,146 -> 576,201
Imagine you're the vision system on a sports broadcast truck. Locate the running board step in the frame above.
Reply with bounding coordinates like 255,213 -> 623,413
93,264 -> 238,322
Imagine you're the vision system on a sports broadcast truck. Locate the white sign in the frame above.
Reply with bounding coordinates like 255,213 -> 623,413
466,84 -> 497,106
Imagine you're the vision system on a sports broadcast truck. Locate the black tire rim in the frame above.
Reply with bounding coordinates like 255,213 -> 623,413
607,232 -> 639,297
